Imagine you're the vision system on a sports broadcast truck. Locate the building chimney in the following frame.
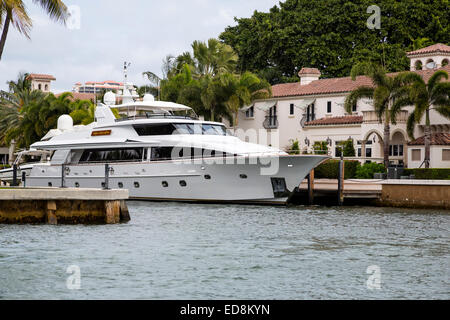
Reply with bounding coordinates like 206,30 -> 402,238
298,67 -> 321,85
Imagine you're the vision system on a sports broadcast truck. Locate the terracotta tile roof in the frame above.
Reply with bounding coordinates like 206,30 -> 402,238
26,73 -> 56,81
56,92 -> 96,102
272,65 -> 450,98
406,43 -> 450,56
408,132 -> 450,146
299,67 -> 321,75
305,115 -> 363,126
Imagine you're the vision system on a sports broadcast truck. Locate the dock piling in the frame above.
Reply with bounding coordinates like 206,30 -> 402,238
12,164 -> 17,187
307,169 -> 315,205
22,171 -> 26,188
61,164 -> 67,188
337,156 -> 345,206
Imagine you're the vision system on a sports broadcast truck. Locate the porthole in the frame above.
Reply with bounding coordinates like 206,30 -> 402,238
101,182 -> 105,188
48,182 -> 52,187
134,182 -> 140,188
240,174 -> 248,179
162,181 -> 169,188
204,175 -> 211,180
118,182 -> 123,188
179,180 -> 187,187
75,182 -> 80,188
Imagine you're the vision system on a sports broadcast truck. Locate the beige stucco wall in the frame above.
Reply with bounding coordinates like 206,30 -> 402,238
408,145 -> 450,169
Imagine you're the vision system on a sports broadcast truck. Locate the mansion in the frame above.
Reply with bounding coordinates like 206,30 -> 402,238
235,43 -> 450,168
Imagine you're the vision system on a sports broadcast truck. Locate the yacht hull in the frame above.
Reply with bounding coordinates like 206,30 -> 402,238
26,155 -> 328,204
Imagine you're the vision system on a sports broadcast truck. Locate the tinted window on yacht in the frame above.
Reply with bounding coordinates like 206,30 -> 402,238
79,148 -> 143,163
134,123 -> 176,136
134,123 -> 227,136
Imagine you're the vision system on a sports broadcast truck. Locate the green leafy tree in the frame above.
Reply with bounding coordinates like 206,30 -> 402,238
0,0 -> 68,60
405,70 -> 450,168
220,0 -> 449,83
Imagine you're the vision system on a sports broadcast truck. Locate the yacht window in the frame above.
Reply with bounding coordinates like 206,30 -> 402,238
79,148 -> 144,163
134,123 -> 227,136
134,123 -> 176,136
202,124 -> 226,136
173,123 -> 195,134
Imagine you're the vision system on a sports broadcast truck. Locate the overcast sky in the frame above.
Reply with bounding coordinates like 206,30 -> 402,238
0,0 -> 279,92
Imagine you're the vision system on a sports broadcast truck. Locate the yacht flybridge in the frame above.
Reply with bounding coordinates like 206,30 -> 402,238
6,83 -> 329,204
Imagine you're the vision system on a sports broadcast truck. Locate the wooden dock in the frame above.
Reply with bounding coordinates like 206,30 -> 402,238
0,187 -> 130,224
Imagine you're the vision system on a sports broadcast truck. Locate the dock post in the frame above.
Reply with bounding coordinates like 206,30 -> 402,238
338,155 -> 345,206
12,164 -> 17,186
104,164 -> 110,190
22,171 -> 26,188
105,200 -> 120,224
46,200 -> 58,225
61,164 -> 66,188
307,169 -> 315,205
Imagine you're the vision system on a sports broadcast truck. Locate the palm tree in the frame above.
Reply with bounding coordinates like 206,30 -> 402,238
0,72 -> 46,148
0,0 -> 68,60
192,39 -> 238,77
405,70 -> 450,168
142,71 -> 162,100
69,99 -> 96,125
219,72 -> 272,126
344,63 -> 417,167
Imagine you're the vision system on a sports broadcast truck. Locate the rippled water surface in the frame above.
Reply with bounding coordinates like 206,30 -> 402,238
0,202 -> 449,299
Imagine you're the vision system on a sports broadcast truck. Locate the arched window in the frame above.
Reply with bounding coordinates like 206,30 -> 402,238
38,84 -> 42,90
415,60 -> 423,71
442,59 -> 449,67
44,84 -> 48,91
426,59 -> 436,69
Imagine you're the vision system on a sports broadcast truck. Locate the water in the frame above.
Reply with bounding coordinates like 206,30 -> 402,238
0,202 -> 449,300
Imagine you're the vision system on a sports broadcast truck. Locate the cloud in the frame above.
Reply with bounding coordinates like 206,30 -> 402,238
0,0 -> 279,92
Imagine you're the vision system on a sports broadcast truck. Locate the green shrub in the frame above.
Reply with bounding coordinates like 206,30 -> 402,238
342,139 -> 356,157
313,141 -> 328,155
0,164 -> 10,170
355,162 -> 386,179
315,160 -> 360,179
403,168 -> 450,180
288,139 -> 300,155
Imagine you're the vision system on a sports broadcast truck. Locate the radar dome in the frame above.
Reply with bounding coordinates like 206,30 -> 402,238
57,114 -> 73,131
103,91 -> 116,105
143,94 -> 155,102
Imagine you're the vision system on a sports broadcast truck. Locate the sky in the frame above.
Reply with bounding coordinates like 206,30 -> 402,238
0,0 -> 279,92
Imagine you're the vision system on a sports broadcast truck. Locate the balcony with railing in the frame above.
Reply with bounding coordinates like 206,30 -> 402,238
263,116 -> 279,129
362,110 -> 408,124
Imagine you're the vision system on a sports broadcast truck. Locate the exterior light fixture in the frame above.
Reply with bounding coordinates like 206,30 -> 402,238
304,137 -> 310,146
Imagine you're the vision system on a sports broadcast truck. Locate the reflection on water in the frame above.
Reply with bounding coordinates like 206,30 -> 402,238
0,202 -> 449,299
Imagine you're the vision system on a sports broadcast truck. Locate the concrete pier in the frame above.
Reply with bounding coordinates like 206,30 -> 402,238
295,179 -> 449,210
0,187 -> 130,224
381,180 -> 450,209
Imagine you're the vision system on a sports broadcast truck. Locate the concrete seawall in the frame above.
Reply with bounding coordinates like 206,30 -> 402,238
0,188 -> 130,224
380,180 -> 450,210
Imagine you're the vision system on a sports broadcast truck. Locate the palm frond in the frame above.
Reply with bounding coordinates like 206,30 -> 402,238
344,86 -> 374,114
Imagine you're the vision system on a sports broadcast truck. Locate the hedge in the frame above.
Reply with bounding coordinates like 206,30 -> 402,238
314,160 -> 359,179
403,168 -> 450,180
0,164 -> 10,170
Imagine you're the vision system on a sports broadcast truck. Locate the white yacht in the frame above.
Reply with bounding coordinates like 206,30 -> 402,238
6,86 -> 328,204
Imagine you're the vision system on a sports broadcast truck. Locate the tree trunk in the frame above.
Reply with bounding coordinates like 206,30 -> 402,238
383,123 -> 390,169
210,107 -> 215,122
0,11 -> 12,61
424,109 -> 431,169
